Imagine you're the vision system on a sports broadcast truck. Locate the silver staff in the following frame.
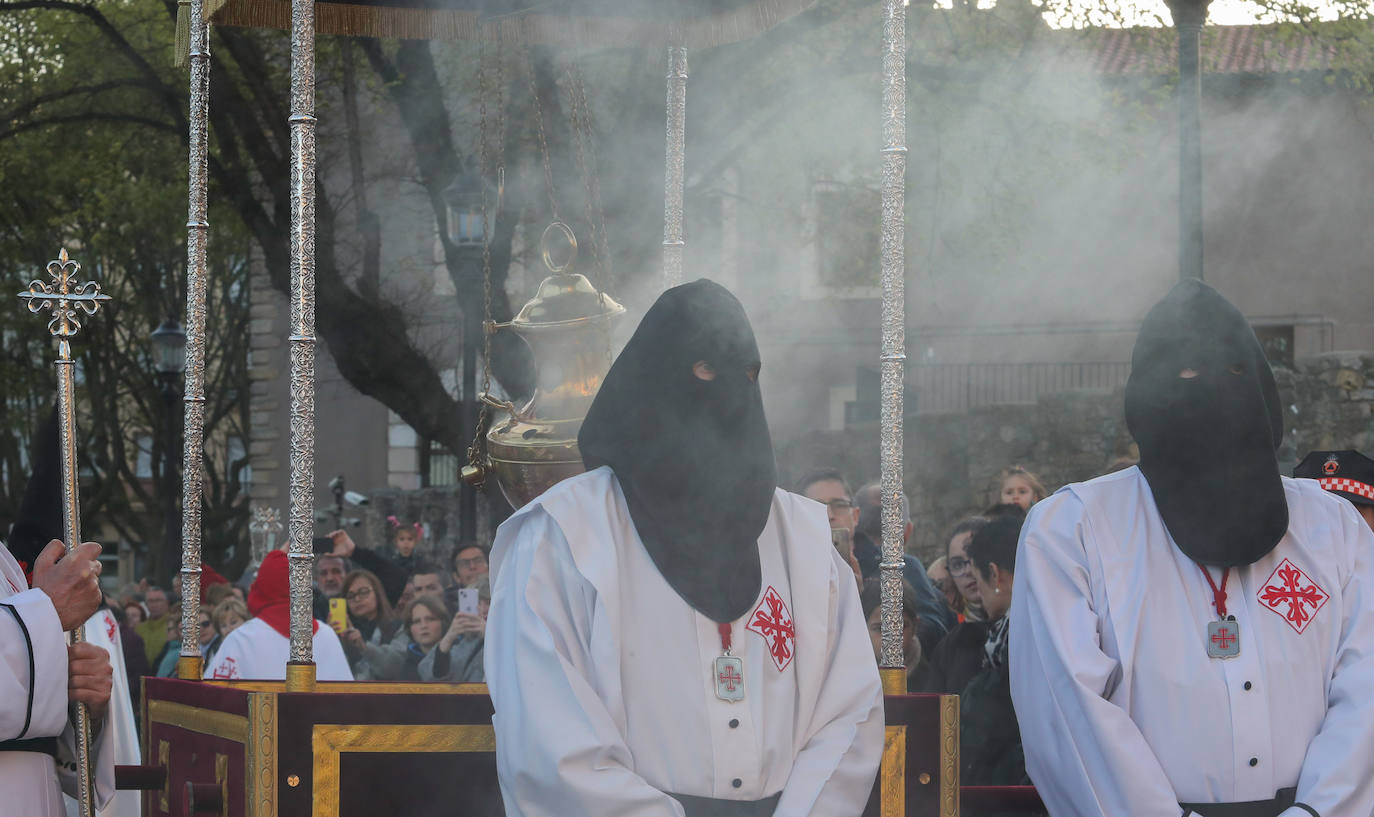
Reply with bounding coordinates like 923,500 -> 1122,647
178,0 -> 211,682
877,0 -> 909,693
285,0 -> 319,692
19,248 -> 111,817
662,39 -> 688,289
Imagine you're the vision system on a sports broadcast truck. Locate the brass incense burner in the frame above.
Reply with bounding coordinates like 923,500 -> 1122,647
462,224 -> 624,508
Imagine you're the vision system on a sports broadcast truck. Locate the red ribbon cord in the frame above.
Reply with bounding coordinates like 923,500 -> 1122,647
718,621 -> 733,653
1198,565 -> 1232,618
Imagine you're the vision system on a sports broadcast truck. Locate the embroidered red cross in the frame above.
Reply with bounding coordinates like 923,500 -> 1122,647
1257,558 -> 1328,634
103,611 -> 117,642
1211,626 -> 1236,650
211,656 -> 239,680
718,664 -> 742,692
746,586 -> 795,672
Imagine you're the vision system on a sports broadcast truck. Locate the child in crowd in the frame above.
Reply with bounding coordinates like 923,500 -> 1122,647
997,466 -> 1047,510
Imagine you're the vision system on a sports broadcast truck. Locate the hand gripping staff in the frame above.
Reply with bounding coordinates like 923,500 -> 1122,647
19,248 -> 112,817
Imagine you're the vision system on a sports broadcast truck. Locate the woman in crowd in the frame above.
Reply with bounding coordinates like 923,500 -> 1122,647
156,607 -> 220,677
860,579 -> 925,689
922,516 -> 991,694
207,597 -> 248,664
340,568 -> 407,680
997,465 -> 1047,511
959,511 -> 1030,788
123,598 -> 146,627
419,576 -> 489,683
398,594 -> 449,681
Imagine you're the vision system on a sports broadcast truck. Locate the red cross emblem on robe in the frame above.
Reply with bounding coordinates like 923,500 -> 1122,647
1257,558 -> 1328,634
746,585 -> 795,672
103,610 -> 118,642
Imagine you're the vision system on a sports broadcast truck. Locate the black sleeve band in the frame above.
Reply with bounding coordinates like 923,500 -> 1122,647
1292,804 -> 1319,817
0,602 -> 37,739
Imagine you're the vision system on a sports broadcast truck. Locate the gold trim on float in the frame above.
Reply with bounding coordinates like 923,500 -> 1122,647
312,724 -> 497,817
214,753 -> 230,817
881,725 -> 907,817
148,699 -> 249,743
205,680 -> 490,695
246,693 -> 278,817
939,694 -> 960,817
158,741 -> 170,813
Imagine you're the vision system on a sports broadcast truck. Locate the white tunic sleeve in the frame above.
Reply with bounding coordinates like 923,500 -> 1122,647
1009,493 -> 1187,817
486,509 -> 684,817
774,550 -> 884,816
0,587 -> 69,741
1287,501 -> 1374,817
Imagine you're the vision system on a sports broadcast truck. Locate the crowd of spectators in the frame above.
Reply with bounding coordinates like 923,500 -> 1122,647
98,517 -> 493,713
798,461 -> 1065,791
97,462 -> 1057,777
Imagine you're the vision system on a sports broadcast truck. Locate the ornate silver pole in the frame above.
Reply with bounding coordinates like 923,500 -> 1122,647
662,39 -> 687,289
19,248 -> 111,817
877,0 -> 908,694
177,0 -> 210,682
285,0 -> 318,692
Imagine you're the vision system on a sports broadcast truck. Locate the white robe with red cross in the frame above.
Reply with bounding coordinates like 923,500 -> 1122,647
1011,467 -> 1374,817
0,543 -> 114,817
485,466 -> 884,817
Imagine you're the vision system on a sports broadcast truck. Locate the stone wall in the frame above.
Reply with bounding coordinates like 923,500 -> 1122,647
777,352 -> 1374,563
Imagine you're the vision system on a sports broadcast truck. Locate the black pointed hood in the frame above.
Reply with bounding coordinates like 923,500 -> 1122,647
1125,280 -> 1287,567
8,406 -> 63,570
578,279 -> 776,623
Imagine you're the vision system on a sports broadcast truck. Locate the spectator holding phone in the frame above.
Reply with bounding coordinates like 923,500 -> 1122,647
338,569 -> 407,681
420,576 -> 488,683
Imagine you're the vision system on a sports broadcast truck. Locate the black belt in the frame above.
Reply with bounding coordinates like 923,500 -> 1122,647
669,791 -> 782,817
0,736 -> 58,756
1182,787 -> 1316,817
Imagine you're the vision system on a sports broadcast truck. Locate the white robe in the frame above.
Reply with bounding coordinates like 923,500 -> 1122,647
486,467 -> 884,817
1011,467 -> 1374,817
64,608 -> 139,817
0,544 -> 114,817
202,617 -> 353,681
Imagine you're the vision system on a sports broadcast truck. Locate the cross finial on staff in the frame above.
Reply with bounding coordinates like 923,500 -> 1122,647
18,248 -> 111,360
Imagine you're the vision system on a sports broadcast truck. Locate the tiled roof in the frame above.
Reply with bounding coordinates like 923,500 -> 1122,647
1083,24 -> 1348,75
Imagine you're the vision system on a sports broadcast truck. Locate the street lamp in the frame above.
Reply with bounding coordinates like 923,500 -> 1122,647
443,161 -> 490,545
1165,0 -> 1213,282
150,317 -> 186,582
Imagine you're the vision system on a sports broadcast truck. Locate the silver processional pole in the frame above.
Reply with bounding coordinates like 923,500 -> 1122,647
177,0 -> 211,682
285,0 -> 319,692
19,248 -> 111,817
662,35 -> 688,289
877,0 -> 908,695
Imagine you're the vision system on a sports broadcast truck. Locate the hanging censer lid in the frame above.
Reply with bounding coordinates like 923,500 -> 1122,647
462,223 -> 624,508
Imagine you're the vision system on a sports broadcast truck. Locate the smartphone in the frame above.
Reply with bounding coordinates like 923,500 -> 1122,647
457,587 -> 479,615
327,597 -> 349,633
831,527 -> 853,563
312,536 -> 334,555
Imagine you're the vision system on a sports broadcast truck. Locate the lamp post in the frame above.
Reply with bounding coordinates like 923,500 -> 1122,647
443,163 -> 487,545
151,317 -> 187,583
1166,0 -> 1213,282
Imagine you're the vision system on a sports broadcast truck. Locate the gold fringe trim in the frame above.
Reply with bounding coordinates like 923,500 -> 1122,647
174,0 -> 191,68
204,0 -> 817,48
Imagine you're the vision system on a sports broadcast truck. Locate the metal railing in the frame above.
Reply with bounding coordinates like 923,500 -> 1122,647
908,361 -> 1131,415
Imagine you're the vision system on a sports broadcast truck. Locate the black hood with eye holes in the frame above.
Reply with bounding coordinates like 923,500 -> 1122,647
1124,280 -> 1288,567
578,279 -> 776,623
